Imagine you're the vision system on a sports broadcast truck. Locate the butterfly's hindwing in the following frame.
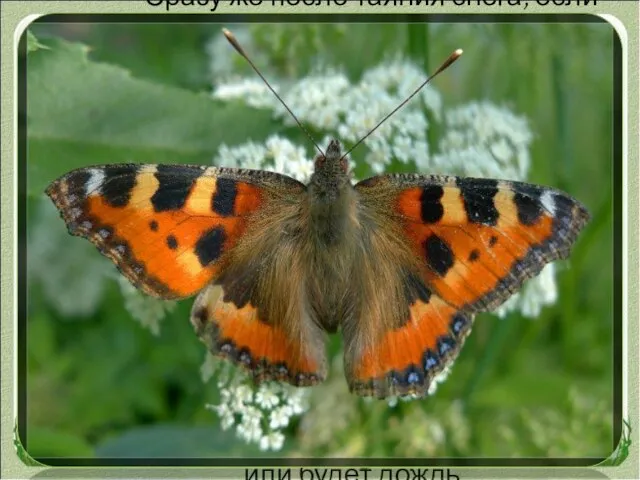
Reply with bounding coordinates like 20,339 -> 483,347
191,284 -> 327,387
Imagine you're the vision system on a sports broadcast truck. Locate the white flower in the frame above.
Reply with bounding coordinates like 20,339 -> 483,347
207,402 -> 235,431
259,431 -> 285,452
438,102 -> 532,180
203,358 -> 309,452
286,390 -> 308,415
410,139 -> 430,170
234,384 -> 254,406
214,135 -> 315,183
269,405 -> 292,429
255,384 -> 281,409
116,276 -> 176,336
215,141 -> 269,171
214,78 -> 276,109
496,263 -> 558,318
237,406 -> 263,443
428,366 -> 451,396
265,136 -> 315,181
392,135 -> 414,164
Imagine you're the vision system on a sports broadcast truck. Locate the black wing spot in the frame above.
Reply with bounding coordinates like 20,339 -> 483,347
468,249 -> 480,262
151,165 -> 201,212
102,165 -> 139,207
166,234 -> 178,250
212,177 -> 238,217
513,185 -> 543,225
149,220 -> 159,232
457,178 -> 499,226
194,226 -> 226,267
420,185 -> 445,223
424,234 -> 454,276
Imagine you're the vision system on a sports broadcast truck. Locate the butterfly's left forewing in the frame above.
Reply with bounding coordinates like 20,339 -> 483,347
347,173 -> 590,398
46,164 -> 301,299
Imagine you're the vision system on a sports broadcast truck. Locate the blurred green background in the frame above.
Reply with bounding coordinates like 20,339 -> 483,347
24,20 -> 616,460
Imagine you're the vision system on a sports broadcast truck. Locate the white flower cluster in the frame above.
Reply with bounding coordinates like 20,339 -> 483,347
115,276 -> 176,336
213,58 -> 441,175
495,263 -> 558,318
215,136 -> 314,182
202,354 -> 309,452
433,101 -> 533,180
214,78 -> 277,110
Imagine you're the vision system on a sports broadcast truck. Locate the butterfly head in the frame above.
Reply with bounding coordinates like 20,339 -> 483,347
309,139 -> 351,203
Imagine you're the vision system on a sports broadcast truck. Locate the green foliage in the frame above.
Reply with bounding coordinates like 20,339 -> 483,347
26,30 -> 48,53
26,35 -> 276,197
95,424 -> 268,458
26,22 -> 615,460
598,419 -> 632,466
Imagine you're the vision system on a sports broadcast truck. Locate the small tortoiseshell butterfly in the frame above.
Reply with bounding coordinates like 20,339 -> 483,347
46,30 -> 590,399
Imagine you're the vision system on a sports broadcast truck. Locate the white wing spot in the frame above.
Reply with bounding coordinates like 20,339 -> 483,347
86,169 -> 106,195
540,191 -> 556,216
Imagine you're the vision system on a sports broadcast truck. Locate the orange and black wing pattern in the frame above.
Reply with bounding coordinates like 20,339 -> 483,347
389,175 -> 590,311
349,174 -> 590,397
46,164 -> 304,300
46,163 -> 326,385
191,285 -> 327,387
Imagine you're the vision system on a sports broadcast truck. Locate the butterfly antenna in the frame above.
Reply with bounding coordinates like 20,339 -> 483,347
341,48 -> 463,160
222,28 -> 324,156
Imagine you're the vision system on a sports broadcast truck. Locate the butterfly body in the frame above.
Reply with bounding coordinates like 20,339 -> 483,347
46,138 -> 590,398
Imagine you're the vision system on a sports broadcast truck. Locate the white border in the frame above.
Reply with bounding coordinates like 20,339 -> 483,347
13,12 -> 44,429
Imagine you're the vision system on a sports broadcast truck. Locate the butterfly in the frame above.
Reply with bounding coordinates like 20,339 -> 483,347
45,31 -> 590,399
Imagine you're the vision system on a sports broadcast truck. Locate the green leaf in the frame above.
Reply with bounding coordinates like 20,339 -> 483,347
14,420 -> 47,466
27,37 -> 277,197
26,30 -> 49,53
598,419 -> 632,466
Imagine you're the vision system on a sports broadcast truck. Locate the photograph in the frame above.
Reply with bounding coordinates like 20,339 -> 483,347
23,17 -> 618,463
